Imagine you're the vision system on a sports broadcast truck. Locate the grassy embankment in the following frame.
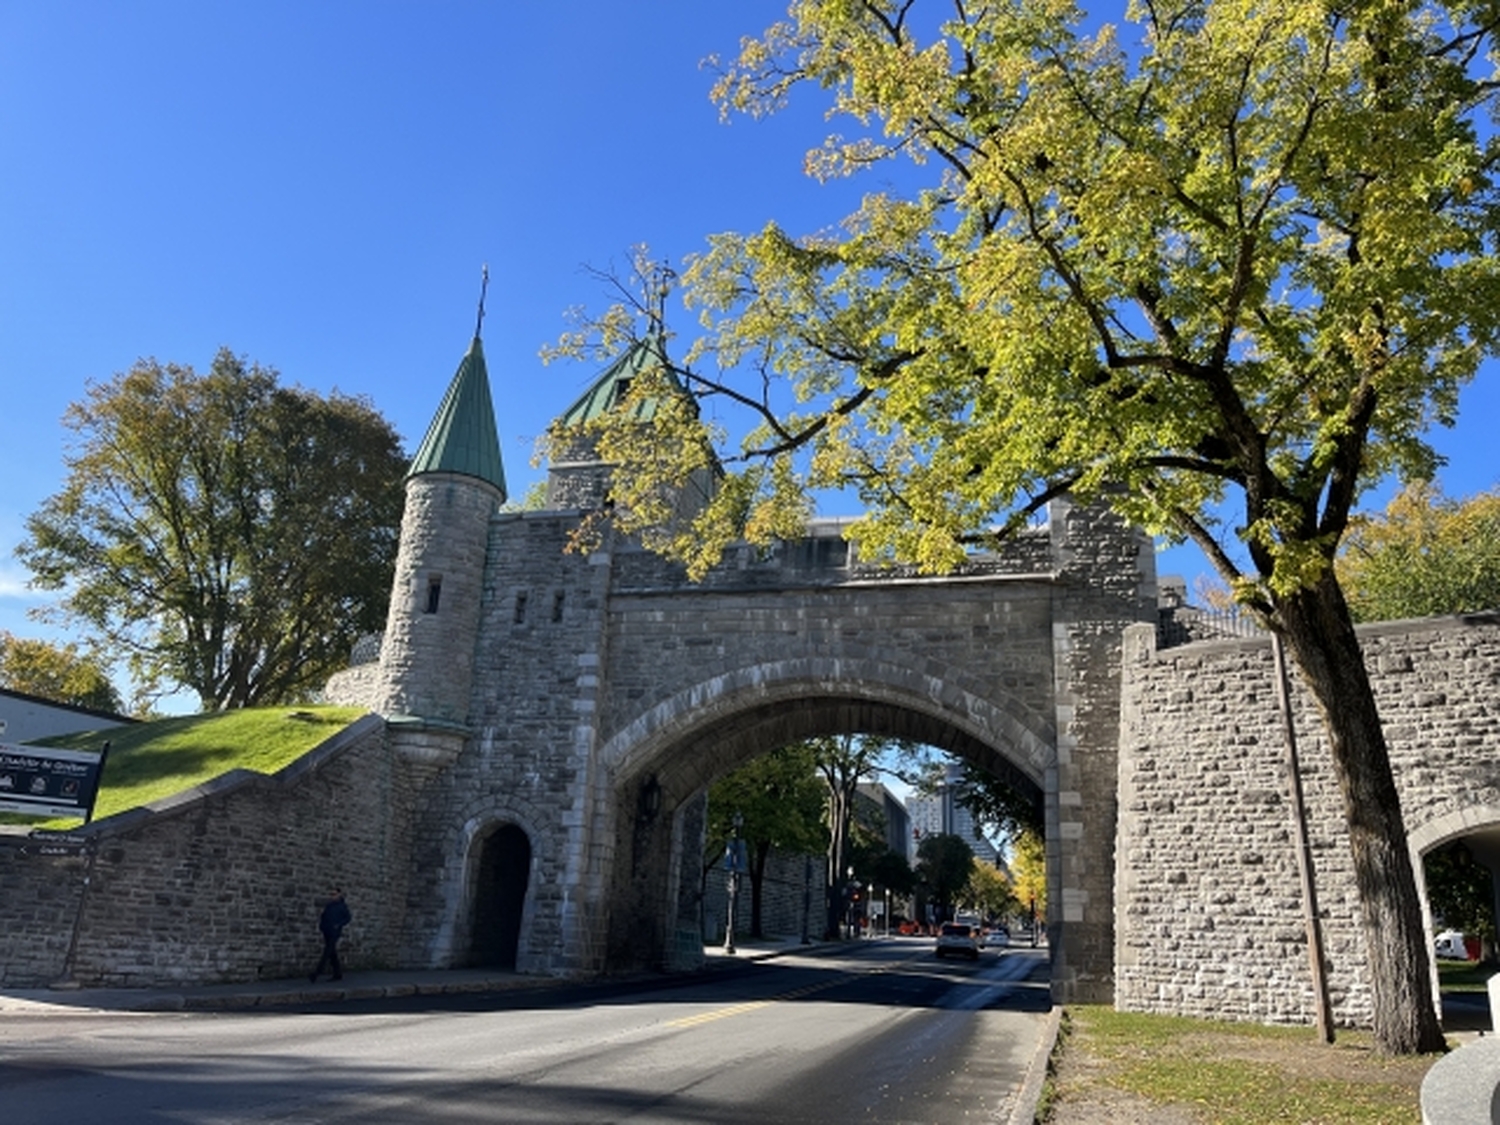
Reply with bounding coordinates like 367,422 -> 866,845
4,706 -> 366,829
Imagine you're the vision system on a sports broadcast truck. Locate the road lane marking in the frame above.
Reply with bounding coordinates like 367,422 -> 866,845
666,1000 -> 772,1028
663,968 -> 868,1028
663,945 -> 1043,1029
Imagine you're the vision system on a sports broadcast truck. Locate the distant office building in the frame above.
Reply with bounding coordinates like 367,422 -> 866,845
856,781 -> 911,855
905,762 -> 998,865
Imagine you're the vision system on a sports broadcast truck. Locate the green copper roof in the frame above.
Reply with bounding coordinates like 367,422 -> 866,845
556,333 -> 678,429
407,336 -> 508,499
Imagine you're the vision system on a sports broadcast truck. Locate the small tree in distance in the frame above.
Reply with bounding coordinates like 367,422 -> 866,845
1009,829 -> 1047,931
963,859 -> 1018,923
916,833 -> 974,923
1337,482 -> 1500,623
0,630 -> 122,714
706,743 -> 826,939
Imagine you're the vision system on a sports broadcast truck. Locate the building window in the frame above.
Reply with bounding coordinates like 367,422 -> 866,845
513,590 -> 529,624
424,577 -> 443,614
551,591 -> 565,623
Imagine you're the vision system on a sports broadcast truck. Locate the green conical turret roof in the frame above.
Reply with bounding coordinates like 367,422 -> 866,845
555,332 -> 679,428
408,335 -> 508,500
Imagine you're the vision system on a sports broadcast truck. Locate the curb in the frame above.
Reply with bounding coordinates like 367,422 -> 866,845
175,974 -> 559,1012
1008,1005 -> 1062,1125
3,939 -> 821,1015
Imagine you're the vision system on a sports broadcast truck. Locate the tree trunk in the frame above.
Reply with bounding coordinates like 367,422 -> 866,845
825,790 -> 849,940
1277,573 -> 1446,1054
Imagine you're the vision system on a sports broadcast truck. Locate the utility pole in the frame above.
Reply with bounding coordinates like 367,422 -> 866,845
1273,632 -> 1335,1043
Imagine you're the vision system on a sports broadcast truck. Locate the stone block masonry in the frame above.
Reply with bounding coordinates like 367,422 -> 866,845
1116,612 -> 1500,1027
381,498 -> 1137,988
0,716 -> 421,988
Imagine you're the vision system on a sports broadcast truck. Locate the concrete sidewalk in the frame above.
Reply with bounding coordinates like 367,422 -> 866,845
0,935 -> 821,1015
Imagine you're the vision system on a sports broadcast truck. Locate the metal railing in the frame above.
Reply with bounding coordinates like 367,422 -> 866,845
1157,606 -> 1265,648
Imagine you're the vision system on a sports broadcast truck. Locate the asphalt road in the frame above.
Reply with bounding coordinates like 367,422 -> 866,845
0,939 -> 1052,1124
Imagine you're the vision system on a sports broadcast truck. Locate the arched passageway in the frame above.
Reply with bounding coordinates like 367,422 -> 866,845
470,823 -> 531,969
603,690 -> 1049,976
1421,824 -> 1500,961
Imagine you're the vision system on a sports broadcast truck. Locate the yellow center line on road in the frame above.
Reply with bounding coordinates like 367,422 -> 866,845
666,1000 -> 773,1028
664,966 -> 884,1029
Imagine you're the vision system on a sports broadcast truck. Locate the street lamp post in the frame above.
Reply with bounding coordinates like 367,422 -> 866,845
724,811 -> 744,955
845,865 -> 856,940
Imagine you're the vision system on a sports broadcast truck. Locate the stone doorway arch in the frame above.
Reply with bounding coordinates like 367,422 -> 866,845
470,822 -> 532,969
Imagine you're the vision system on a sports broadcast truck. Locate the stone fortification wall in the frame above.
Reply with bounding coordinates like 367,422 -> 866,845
399,501 -> 1109,983
0,715 -> 413,988
1116,612 -> 1500,1028
1043,496 -> 1159,1003
323,659 -> 380,709
701,850 -> 827,944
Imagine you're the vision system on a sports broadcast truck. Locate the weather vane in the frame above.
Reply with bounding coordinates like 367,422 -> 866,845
475,263 -> 489,339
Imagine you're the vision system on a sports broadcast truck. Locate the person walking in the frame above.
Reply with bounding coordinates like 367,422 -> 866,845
309,887 -> 351,982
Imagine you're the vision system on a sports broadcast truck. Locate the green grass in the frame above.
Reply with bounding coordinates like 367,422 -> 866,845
1049,1006 -> 1440,1124
1437,959 -> 1494,993
4,706 -> 366,828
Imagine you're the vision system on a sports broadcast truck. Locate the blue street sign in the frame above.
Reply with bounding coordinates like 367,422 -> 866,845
724,839 -> 748,873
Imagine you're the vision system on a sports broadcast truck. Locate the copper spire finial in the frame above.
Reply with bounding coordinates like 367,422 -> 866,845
475,263 -> 489,340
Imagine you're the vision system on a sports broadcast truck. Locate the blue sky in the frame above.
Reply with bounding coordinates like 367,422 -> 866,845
1,1 -> 1496,675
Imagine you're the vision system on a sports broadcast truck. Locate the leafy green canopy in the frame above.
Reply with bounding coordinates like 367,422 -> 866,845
707,742 -> 827,863
19,350 -> 407,711
917,832 -> 975,911
1338,481 -> 1500,620
0,630 -> 122,714
1424,841 -> 1497,941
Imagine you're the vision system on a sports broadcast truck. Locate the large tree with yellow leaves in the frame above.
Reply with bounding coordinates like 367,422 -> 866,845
554,0 -> 1500,1051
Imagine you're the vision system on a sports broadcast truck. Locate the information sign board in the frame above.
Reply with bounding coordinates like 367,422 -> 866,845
0,743 -> 108,819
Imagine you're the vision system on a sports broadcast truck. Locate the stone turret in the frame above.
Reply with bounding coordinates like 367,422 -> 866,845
374,333 -> 506,766
545,332 -> 716,517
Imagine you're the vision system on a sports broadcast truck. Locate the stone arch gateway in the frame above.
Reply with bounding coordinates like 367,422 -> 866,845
322,330 -> 1157,1004
6,331 -> 1493,1031
351,503 -> 1153,1002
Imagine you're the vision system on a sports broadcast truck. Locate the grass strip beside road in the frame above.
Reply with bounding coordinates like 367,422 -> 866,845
1044,1005 -> 1441,1124
1437,959 -> 1493,993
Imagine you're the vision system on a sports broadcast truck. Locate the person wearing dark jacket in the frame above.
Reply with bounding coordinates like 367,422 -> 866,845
309,887 -> 351,982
